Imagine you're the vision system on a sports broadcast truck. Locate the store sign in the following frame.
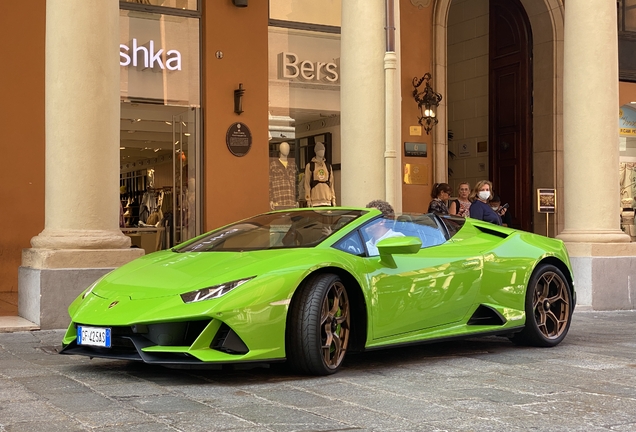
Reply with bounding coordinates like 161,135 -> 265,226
278,52 -> 339,83
404,142 -> 427,158
120,39 -> 182,71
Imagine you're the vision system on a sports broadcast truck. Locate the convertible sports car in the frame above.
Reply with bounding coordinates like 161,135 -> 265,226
61,207 -> 576,375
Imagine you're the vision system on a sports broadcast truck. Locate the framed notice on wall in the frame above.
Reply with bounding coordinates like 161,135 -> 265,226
403,163 -> 428,185
537,188 -> 556,214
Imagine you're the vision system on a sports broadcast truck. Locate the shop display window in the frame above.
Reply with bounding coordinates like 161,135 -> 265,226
119,6 -> 201,252
268,4 -> 342,209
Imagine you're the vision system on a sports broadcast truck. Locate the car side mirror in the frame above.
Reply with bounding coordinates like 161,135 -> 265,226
377,236 -> 422,268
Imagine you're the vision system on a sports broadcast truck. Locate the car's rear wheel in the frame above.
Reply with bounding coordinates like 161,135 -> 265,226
511,264 -> 572,347
287,273 -> 351,375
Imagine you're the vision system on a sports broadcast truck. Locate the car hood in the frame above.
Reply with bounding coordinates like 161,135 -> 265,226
92,249 -> 309,300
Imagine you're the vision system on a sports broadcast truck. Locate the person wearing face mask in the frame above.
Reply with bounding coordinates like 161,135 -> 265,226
449,182 -> 471,217
304,142 -> 336,207
468,180 -> 506,225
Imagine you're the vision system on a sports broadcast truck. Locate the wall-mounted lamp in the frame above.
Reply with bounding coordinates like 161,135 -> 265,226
234,83 -> 245,115
232,0 -> 248,7
412,73 -> 442,135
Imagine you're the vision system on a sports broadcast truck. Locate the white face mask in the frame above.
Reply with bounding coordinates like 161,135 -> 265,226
478,191 -> 490,200
490,206 -> 499,211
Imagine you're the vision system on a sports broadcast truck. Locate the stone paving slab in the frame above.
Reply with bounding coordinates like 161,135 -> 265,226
0,310 -> 634,431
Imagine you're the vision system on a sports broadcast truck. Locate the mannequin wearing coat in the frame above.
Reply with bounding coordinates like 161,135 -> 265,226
304,142 -> 336,207
269,141 -> 297,210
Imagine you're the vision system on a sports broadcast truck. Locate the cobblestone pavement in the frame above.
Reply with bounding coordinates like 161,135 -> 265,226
0,310 -> 635,431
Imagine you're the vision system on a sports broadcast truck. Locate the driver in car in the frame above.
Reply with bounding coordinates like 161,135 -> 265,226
363,200 -> 404,256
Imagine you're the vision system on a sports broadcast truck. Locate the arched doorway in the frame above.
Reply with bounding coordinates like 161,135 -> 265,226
434,0 -> 564,235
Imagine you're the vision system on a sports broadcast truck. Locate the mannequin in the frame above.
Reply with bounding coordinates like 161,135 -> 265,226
304,141 -> 336,207
269,141 -> 297,210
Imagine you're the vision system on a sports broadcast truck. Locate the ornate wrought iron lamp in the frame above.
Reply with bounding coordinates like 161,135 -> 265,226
412,73 -> 442,135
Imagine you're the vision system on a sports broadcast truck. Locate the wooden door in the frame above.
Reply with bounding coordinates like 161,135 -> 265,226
489,0 -> 533,231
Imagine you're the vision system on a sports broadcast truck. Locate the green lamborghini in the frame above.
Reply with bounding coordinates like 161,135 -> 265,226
61,208 -> 576,375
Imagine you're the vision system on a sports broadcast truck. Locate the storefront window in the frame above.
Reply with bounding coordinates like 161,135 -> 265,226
268,22 -> 341,210
119,8 -> 200,252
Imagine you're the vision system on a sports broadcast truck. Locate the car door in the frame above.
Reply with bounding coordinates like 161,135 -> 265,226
364,218 -> 485,340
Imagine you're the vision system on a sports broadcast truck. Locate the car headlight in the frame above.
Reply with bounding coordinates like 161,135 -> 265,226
180,277 -> 255,304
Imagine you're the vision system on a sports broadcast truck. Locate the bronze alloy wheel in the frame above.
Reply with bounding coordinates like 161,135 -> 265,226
511,263 -> 573,347
321,280 -> 351,369
531,270 -> 570,340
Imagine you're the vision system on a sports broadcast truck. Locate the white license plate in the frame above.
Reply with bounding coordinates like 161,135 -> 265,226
77,326 -> 111,348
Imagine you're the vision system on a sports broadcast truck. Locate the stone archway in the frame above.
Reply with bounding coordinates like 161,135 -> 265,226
432,0 -> 564,235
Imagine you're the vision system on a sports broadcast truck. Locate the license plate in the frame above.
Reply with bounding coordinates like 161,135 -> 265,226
77,326 -> 111,348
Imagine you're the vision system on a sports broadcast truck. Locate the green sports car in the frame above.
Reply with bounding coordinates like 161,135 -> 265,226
61,207 -> 576,375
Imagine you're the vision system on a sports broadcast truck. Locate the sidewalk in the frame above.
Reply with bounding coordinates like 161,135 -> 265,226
0,310 -> 635,431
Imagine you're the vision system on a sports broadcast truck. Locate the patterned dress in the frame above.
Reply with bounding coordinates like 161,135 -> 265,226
454,199 -> 471,217
427,198 -> 449,215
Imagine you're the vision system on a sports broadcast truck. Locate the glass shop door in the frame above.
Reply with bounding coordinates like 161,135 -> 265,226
171,108 -> 201,246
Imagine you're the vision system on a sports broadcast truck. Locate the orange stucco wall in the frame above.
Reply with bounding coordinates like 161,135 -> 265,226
400,1 -> 434,213
0,2 -> 45,296
202,2 -> 269,231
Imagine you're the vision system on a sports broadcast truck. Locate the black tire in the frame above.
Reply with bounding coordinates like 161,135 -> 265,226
511,264 -> 573,347
287,273 -> 351,375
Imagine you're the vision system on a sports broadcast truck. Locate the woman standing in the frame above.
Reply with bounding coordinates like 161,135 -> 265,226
427,182 -> 451,215
449,182 -> 471,217
468,180 -> 506,225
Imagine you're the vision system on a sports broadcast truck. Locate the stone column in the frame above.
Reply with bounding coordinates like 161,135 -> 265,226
341,0 -> 387,207
19,0 -> 143,329
557,0 -> 636,310
558,0 -> 628,244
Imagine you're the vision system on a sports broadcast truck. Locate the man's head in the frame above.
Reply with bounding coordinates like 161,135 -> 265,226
366,200 -> 395,218
490,195 -> 501,210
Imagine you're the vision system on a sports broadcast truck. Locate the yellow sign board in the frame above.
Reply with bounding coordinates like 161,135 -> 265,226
409,126 -> 422,136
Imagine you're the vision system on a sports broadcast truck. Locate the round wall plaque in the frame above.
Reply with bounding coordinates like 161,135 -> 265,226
226,122 -> 252,157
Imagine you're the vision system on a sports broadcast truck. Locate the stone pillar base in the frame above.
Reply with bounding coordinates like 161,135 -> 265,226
19,266 -> 115,329
18,248 -> 144,329
565,242 -> 636,310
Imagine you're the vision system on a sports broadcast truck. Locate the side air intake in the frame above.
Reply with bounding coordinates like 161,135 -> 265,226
475,225 -> 509,239
467,305 -> 507,326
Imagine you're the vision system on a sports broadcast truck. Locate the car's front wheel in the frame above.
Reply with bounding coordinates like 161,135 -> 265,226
287,273 -> 351,375
511,264 -> 573,347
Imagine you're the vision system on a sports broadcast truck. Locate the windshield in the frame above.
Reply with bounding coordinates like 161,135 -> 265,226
175,209 -> 367,252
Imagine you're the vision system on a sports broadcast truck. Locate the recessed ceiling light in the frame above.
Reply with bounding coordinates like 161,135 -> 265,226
184,132 -> 191,136
120,146 -> 125,150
